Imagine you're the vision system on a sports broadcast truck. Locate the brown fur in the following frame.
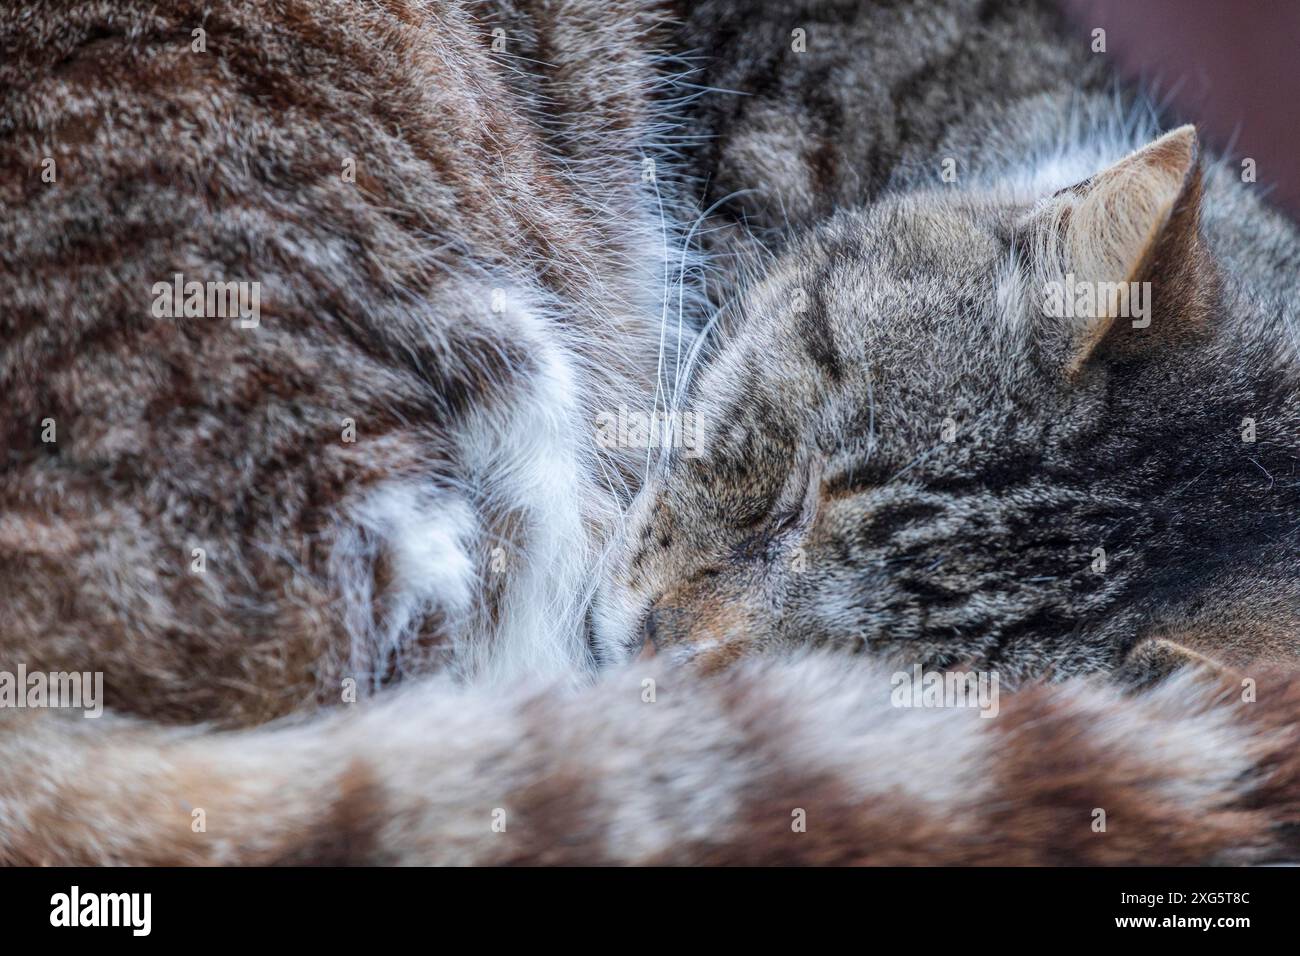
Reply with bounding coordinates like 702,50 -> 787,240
3,655 -> 1299,865
1,0 -> 678,723
4,0 -> 1300,867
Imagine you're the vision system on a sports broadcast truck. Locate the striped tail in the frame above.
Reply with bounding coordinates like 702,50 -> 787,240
3,655 -> 1298,865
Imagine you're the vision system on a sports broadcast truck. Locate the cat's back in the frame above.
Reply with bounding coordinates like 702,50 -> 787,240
0,0 -> 668,723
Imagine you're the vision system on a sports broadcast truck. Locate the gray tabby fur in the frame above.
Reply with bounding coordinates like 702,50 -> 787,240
593,0 -> 1300,684
2,0 -> 1299,865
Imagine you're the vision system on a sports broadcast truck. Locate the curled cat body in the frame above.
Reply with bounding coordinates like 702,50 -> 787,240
2,0 -> 1300,865
2,0 -> 690,722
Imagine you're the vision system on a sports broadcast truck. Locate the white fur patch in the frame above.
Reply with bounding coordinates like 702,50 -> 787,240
451,289 -> 596,686
335,483 -> 478,690
354,484 -> 477,616
750,655 -> 993,809
326,285 -> 607,690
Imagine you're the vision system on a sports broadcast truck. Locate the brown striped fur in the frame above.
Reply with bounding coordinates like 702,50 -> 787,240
4,0 -> 1300,866
2,0 -> 683,722
3,655 -> 1299,865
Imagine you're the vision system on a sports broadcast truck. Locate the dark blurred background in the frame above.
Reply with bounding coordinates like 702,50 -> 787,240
1061,0 -> 1300,220
1060,0 -> 1300,218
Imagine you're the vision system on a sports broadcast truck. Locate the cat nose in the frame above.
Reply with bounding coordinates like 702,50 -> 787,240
634,611 -> 658,662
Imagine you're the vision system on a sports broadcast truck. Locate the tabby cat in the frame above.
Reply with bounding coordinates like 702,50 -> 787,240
2,0 -> 1299,864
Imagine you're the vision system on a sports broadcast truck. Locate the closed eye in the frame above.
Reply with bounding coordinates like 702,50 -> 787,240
735,459 -> 823,536
770,457 -> 823,536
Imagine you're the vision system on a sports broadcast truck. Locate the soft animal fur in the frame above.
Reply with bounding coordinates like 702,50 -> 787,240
5,656 -> 1300,865
1,0 -> 688,724
3,0 -> 1300,865
593,0 -> 1300,679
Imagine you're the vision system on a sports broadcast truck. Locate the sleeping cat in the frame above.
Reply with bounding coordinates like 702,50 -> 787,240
2,0 -> 1299,864
595,1 -> 1300,682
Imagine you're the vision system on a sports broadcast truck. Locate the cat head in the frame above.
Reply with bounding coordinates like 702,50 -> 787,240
595,126 -> 1237,677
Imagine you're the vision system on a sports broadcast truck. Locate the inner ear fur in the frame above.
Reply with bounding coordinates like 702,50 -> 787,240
1024,125 -> 1217,377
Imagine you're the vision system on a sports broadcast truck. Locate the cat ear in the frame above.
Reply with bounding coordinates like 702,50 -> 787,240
1114,636 -> 1237,689
1024,125 -> 1213,377
1107,634 -> 1237,686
